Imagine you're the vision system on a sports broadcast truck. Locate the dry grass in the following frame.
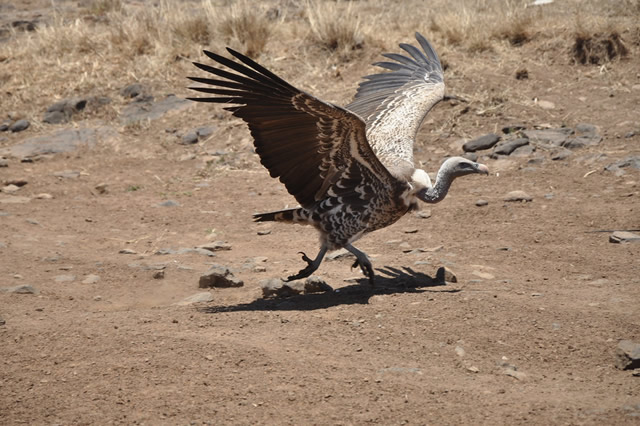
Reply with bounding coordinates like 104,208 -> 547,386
306,0 -> 365,59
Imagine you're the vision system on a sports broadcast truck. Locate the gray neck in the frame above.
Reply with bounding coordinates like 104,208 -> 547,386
417,166 -> 454,204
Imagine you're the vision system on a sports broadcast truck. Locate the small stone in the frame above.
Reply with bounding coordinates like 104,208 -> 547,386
53,170 -> 80,179
467,366 -> 479,373
462,133 -> 501,152
551,148 -> 572,161
503,365 -> 527,380
0,284 -> 37,294
257,229 -> 271,235
455,346 -> 465,357
0,158 -> 8,167
415,210 -> 432,219
95,183 -> 108,194
461,152 -> 478,162
537,100 -> 555,110
119,248 -> 137,254
609,231 -> 640,243
9,119 -> 30,132
0,316 -> 5,326
176,291 -> 214,305
2,184 -> 20,193
198,241 -> 232,252
120,83 -> 145,99
180,131 -> 199,145
35,193 -> 53,200
157,200 -> 180,207
504,190 -> 533,202
303,276 -> 333,294
475,199 -> 488,207
82,274 -> 100,284
153,270 -> 165,279
5,178 -> 27,187
260,278 -> 286,298
93,296 -> 103,301
436,266 -> 457,283
196,126 -> 216,138
493,138 -> 529,156
199,264 -> 243,288
403,228 -> 418,234
54,274 -> 75,283
43,110 -> 66,124
615,340 -> 640,370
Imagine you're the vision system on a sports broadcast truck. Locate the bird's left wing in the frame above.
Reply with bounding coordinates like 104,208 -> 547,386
187,48 -> 401,210
346,33 -> 445,173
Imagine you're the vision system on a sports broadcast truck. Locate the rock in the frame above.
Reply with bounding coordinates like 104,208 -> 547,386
43,97 -> 88,124
0,121 -> 9,131
303,276 -> 333,294
196,126 -> 215,138
501,363 -> 527,380
54,274 -> 75,283
436,266 -> 457,283
605,156 -> 640,175
455,346 -> 466,357
609,231 -> 640,243
153,270 -> 165,279
563,135 -> 602,149
120,83 -> 145,99
9,119 -> 30,132
551,148 -> 572,161
176,292 -> 214,305
537,100 -> 555,110
157,200 -> 179,207
0,284 -> 37,294
504,190 -> 533,202
257,229 -> 271,235
510,144 -> 536,157
95,183 -> 108,194
2,184 -> 20,193
492,138 -> 529,156
120,94 -> 192,125
35,193 -> 53,200
0,195 -> 31,204
198,241 -> 232,252
53,170 -> 80,179
475,199 -> 488,206
472,270 -> 495,280
0,158 -> 7,167
575,123 -> 598,134
42,111 -> 66,124
327,248 -> 354,261
415,209 -> 432,219
261,278 -> 287,298
261,276 -> 332,298
615,340 -> 640,370
461,151 -> 478,162
0,127 -> 116,159
82,274 -> 100,284
0,315 -> 5,326
5,178 -> 27,187
502,124 -> 526,134
523,128 -> 573,146
119,248 -> 137,254
462,133 -> 501,152
180,131 -> 199,145
199,264 -> 244,288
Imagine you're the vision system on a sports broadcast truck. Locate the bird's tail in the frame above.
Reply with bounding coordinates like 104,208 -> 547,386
253,207 -> 308,223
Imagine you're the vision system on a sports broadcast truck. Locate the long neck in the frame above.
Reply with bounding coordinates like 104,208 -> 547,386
416,166 -> 454,204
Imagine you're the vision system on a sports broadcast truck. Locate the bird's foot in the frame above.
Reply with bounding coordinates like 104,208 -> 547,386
351,258 -> 375,287
286,252 -> 317,282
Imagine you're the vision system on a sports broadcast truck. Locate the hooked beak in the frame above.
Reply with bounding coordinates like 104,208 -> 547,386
476,163 -> 489,175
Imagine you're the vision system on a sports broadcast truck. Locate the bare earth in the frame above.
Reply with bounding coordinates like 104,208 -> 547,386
1,1 -> 640,425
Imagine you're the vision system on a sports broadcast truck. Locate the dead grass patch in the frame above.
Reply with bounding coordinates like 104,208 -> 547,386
306,0 -> 365,59
572,31 -> 629,65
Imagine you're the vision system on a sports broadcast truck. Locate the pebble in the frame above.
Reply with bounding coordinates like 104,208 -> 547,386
504,190 -> 533,202
35,193 -> 53,200
615,340 -> 640,370
257,229 -> 271,235
461,152 -> 478,162
153,270 -> 165,279
436,266 -> 457,283
95,183 -> 108,194
462,133 -> 501,152
537,100 -> 555,110
180,131 -> 199,145
551,148 -> 572,161
120,83 -> 146,99
475,199 -> 488,207
82,274 -> 100,284
199,264 -> 244,288
196,126 -> 216,138
157,200 -> 180,207
605,156 -> 640,175
0,284 -> 37,294
492,138 -> 529,156
609,231 -> 640,243
54,274 -> 76,283
9,119 -> 30,132
415,209 -> 432,219
0,316 -> 5,326
198,241 -> 232,252
119,248 -> 137,254
176,292 -> 214,305
2,184 -> 20,193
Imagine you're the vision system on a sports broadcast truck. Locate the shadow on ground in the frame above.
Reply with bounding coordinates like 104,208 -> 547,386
199,266 -> 459,313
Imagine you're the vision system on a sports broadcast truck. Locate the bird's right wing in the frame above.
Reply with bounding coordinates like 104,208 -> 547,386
346,33 -> 445,170
187,48 -> 403,210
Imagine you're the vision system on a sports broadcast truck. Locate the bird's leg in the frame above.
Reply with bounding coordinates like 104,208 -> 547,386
287,246 -> 328,282
345,244 -> 375,286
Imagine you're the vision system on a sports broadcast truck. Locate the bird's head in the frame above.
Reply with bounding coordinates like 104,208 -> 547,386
441,156 -> 489,179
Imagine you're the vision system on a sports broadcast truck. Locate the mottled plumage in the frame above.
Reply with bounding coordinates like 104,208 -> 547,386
188,33 -> 488,285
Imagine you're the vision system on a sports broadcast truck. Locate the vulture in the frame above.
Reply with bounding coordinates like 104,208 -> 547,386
188,33 -> 488,285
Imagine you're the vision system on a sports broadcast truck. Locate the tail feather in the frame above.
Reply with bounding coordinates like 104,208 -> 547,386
253,207 -> 306,223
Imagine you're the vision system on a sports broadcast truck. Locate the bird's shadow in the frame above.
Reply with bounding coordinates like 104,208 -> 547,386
198,266 -> 458,313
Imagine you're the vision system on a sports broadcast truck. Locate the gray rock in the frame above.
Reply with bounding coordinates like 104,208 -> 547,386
562,134 -> 602,149
500,362 -> 527,380
260,276 -> 332,298
523,128 -> 573,146
196,126 -> 215,138
551,148 -> 572,161
609,231 -> 640,243
43,98 -> 89,124
198,241 -> 232,252
0,284 -> 37,294
120,94 -> 192,124
605,156 -> 640,175
510,144 -> 536,157
0,127 -> 116,159
180,131 -> 199,145
176,291 -> 214,305
9,119 -> 30,132
119,248 -> 137,254
461,152 -> 478,162
54,274 -> 76,282
157,200 -> 179,207
0,158 -> 7,167
475,199 -> 488,207
493,138 -> 529,156
616,340 -> 640,370
260,278 -> 287,298
0,121 -> 9,131
42,110 -> 66,124
463,133 -> 501,152
120,83 -> 145,99
436,266 -> 457,283
502,124 -> 526,134
504,190 -> 533,202
178,247 -> 215,257
199,264 -> 244,288
82,274 -> 100,284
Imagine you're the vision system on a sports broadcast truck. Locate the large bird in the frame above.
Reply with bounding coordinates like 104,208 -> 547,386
188,33 -> 488,285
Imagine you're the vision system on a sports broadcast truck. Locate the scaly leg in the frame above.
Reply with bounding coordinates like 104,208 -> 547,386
287,246 -> 328,282
345,244 -> 375,286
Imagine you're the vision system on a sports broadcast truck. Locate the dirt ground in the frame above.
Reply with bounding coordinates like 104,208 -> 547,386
1,1 -> 640,425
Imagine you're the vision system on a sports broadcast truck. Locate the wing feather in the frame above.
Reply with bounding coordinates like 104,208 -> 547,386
188,49 -> 402,209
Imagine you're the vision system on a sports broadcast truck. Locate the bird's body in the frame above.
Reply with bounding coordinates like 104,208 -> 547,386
188,33 -> 488,285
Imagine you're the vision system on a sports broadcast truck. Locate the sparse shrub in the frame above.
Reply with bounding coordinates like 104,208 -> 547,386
572,31 -> 628,65
306,0 -> 364,58
88,0 -> 123,16
218,6 -> 272,58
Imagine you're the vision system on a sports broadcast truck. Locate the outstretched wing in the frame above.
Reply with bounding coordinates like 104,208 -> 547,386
187,48 -> 401,210
346,33 -> 445,173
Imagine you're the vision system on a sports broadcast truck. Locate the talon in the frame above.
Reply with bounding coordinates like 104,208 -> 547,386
299,251 -> 312,264
351,259 -> 360,269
